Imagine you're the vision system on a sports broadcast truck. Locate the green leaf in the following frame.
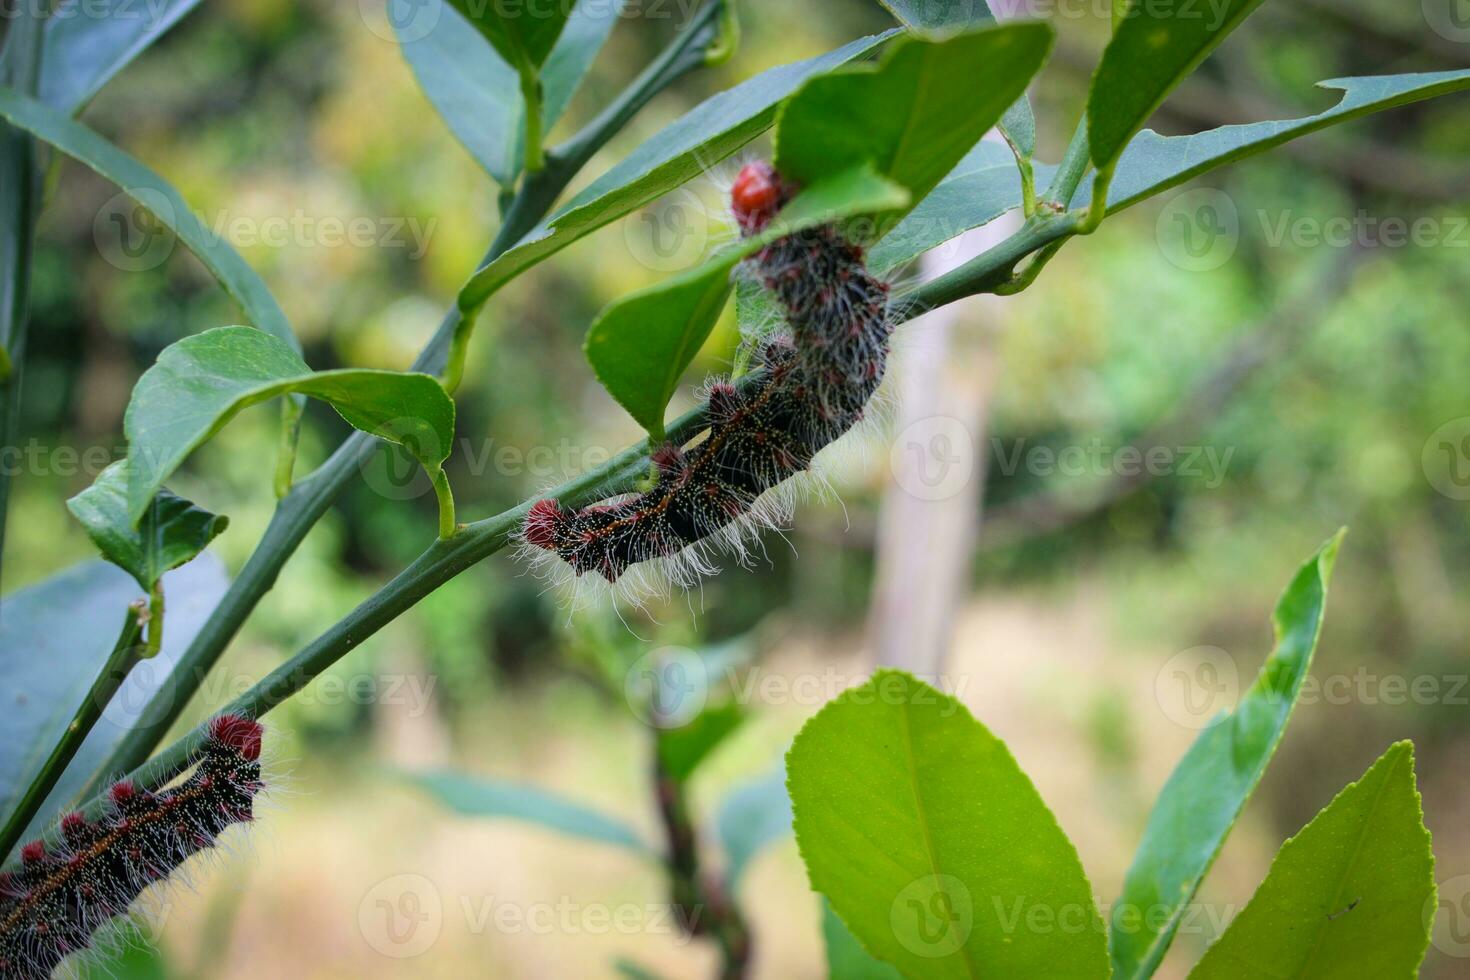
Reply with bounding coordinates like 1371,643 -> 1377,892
878,71 -> 1470,276
824,898 -> 903,980
657,701 -> 746,783
1087,0 -> 1266,175
35,0 -> 202,113
447,0 -> 573,74
1079,70 -> 1470,214
402,769 -> 650,854
1110,532 -> 1345,980
124,326 -> 455,525
1189,742 -> 1435,979
0,558 -> 229,842
67,459 -> 228,591
774,23 -> 1053,224
584,165 -> 908,438
458,30 -> 899,310
715,763 -> 792,893
399,0 -> 617,185
788,670 -> 1109,979
0,86 -> 296,351
869,3 -> 1036,172
874,0 -> 995,30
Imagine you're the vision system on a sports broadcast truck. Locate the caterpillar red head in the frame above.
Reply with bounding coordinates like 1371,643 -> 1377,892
731,161 -> 797,234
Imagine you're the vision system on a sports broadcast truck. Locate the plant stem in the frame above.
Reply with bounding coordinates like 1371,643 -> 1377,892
653,744 -> 751,979
0,608 -> 143,861
144,582 -> 165,657
518,65 -> 545,174
79,1 -> 726,804
1043,117 -> 1091,209
273,395 -> 304,497
432,468 -> 457,539
0,0 -> 47,594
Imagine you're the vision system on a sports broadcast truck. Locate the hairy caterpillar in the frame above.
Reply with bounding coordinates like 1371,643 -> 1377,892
521,161 -> 894,590
0,716 -> 264,980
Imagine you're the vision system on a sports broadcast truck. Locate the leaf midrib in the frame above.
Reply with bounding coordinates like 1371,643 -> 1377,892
897,689 -> 980,980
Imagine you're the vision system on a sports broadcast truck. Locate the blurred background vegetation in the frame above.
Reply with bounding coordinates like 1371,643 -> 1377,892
4,0 -> 1469,976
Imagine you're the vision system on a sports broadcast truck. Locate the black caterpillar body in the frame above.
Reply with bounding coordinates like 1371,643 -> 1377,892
523,161 -> 894,586
0,716 -> 263,980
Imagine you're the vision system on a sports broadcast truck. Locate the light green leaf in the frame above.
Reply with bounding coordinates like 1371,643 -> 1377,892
399,0 -> 618,184
0,86 -> 296,351
874,0 -> 995,30
67,459 -> 228,592
1189,742 -> 1435,979
34,0 -> 202,113
402,769 -> 650,854
1087,0 -> 1266,175
584,165 -> 908,437
824,898 -> 904,980
458,30 -> 899,310
1110,532 -> 1344,980
0,558 -> 229,841
868,140 -> 1056,275
657,700 -> 746,783
716,763 -> 792,893
447,0 -> 573,73
774,23 -> 1053,224
1078,70 -> 1470,214
124,326 -> 455,525
788,670 -> 1109,979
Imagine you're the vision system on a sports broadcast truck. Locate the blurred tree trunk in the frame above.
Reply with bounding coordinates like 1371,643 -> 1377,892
867,212 -> 1019,674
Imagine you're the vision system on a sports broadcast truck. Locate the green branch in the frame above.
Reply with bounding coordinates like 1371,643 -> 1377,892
0,608 -> 144,860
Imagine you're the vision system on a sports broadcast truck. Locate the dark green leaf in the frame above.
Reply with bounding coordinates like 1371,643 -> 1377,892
0,558 -> 229,841
657,701 -> 746,783
584,165 -> 908,437
402,769 -> 650,854
459,30 -> 899,309
124,326 -> 455,525
1000,95 -> 1037,159
788,669 -> 1108,979
1087,0 -> 1266,175
0,86 -> 296,351
1189,742 -> 1435,979
824,898 -> 903,980
447,0 -> 572,72
774,23 -> 1053,222
1110,532 -> 1344,980
874,0 -> 995,29
67,459 -> 228,591
36,0 -> 203,113
715,763 -> 792,893
399,0 -> 617,185
1079,70 -> 1470,214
